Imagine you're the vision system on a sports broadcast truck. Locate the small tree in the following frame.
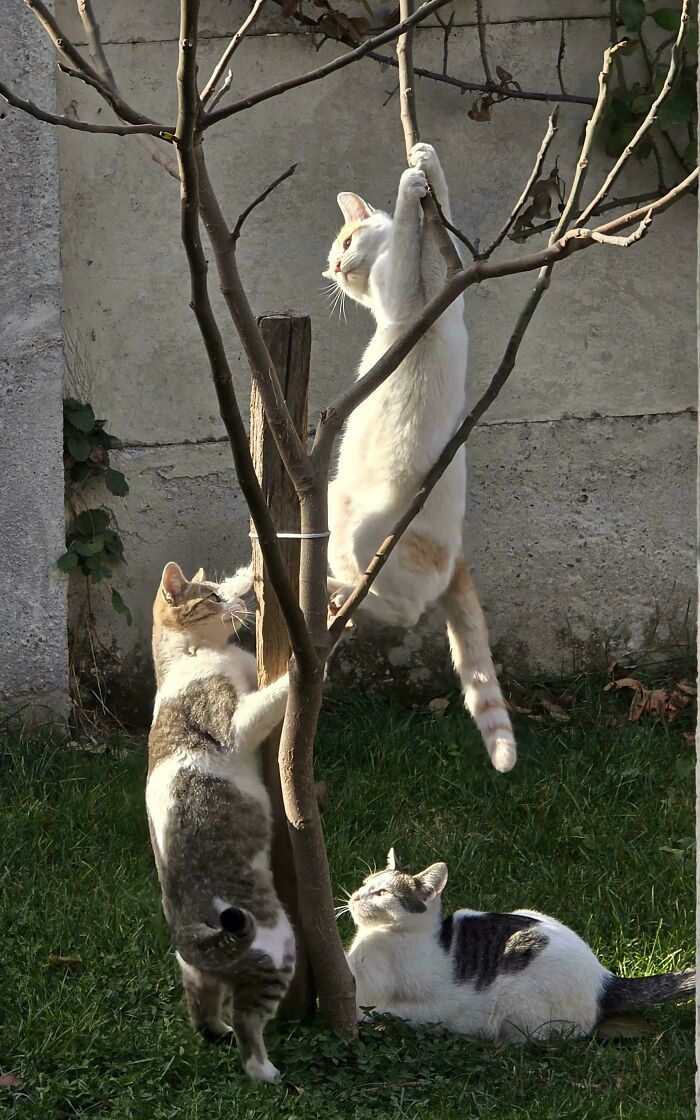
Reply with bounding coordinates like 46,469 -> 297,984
2,0 -> 695,1032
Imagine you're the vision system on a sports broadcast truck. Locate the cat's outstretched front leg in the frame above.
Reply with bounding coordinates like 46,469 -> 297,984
408,143 -> 461,301
379,167 -> 429,323
230,674 -> 289,752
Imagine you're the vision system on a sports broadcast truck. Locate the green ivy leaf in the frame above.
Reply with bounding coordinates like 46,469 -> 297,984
111,588 -> 133,626
66,434 -> 92,462
651,7 -> 682,31
657,88 -> 695,128
630,92 -> 655,114
685,20 -> 698,53
683,139 -> 697,166
71,535 -> 106,558
105,469 -> 129,497
619,0 -> 646,32
102,532 -> 124,558
74,508 -> 110,535
57,551 -> 80,573
64,403 -> 96,433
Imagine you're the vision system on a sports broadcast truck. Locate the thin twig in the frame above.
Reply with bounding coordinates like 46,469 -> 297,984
578,0 -> 690,225
203,0 -> 459,128
475,0 -> 493,85
481,106 -> 560,259
70,0 -> 180,178
200,0 -> 268,106
23,0 -> 165,130
76,0 -> 116,88
434,9 -> 454,77
509,188 -> 661,242
231,163 -> 297,244
265,0 -> 598,108
589,210 -> 654,246
0,78 -> 169,137
430,194 -> 478,258
557,20 -> 567,96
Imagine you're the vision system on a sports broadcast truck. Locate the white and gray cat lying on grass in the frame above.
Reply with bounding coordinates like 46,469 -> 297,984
345,850 -> 694,1040
324,142 -> 516,774
146,561 -> 293,1083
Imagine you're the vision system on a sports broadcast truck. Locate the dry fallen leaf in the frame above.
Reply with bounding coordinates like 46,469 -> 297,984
0,1074 -> 24,1089
48,954 -> 84,971
596,1012 -> 654,1039
427,697 -> 450,718
682,731 -> 695,745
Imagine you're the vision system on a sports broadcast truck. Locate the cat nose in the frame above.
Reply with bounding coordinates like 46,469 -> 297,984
333,260 -> 342,273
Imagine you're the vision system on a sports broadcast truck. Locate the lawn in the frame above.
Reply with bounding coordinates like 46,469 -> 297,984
0,685 -> 694,1119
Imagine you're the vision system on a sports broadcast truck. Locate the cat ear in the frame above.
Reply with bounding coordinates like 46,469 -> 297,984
191,567 -> 205,583
337,192 -> 374,223
386,847 -> 402,872
160,561 -> 187,605
416,862 -> 448,897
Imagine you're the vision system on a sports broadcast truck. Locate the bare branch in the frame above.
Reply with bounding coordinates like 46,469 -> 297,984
557,20 -> 567,97
578,0 -> 691,225
231,163 -> 297,244
481,105 -> 560,259
0,78 -> 169,137
203,0 -> 457,128
76,0 -> 116,88
174,1 -> 314,668
266,0 -> 598,109
588,210 -> 654,246
430,194 -> 479,259
475,0 -> 493,85
366,50 -> 596,108
71,0 -> 180,179
196,155 -> 312,492
22,0 -> 166,130
396,0 -> 464,276
200,0 -> 268,106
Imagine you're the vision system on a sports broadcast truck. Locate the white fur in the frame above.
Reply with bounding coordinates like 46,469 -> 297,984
326,143 -> 516,772
251,911 -> 295,970
346,866 -> 610,1041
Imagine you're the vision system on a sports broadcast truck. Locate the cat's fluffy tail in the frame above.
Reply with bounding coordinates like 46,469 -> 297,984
601,968 -> 695,1014
439,558 -> 516,773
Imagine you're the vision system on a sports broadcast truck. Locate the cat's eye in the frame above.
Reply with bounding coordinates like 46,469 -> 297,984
342,236 -> 352,251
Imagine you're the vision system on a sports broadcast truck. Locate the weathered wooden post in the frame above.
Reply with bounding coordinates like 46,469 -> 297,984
250,311 -> 314,1013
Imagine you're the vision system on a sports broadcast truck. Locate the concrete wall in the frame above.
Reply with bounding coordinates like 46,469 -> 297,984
0,2 -> 69,723
46,1 -> 697,712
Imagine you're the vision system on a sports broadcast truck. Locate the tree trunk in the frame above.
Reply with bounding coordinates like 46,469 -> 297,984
250,312 -> 315,1015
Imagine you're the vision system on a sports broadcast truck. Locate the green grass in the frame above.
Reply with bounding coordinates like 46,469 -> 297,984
0,688 -> 694,1119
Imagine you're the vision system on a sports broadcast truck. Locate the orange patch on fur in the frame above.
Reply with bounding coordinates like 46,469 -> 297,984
401,532 -> 449,574
337,219 -> 366,243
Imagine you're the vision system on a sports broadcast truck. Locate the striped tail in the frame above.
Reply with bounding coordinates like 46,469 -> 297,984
601,969 -> 695,1014
439,558 -> 517,773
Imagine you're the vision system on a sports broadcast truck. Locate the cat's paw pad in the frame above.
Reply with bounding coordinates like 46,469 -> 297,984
408,142 -> 439,176
245,1057 -> 281,1084
399,167 -> 428,199
490,739 -> 517,774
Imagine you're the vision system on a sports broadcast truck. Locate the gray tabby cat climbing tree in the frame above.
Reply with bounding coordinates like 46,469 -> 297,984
2,0 -> 695,1034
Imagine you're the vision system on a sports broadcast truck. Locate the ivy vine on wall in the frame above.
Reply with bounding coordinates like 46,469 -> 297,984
58,398 -> 132,626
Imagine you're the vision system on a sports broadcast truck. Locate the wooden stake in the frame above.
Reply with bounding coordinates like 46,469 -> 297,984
250,311 -> 314,1014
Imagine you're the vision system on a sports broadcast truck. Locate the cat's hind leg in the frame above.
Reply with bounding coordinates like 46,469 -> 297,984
177,954 -> 232,1042
231,957 -> 293,1083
